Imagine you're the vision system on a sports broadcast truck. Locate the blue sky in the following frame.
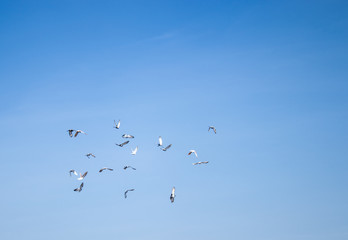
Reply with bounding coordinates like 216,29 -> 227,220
0,1 -> 348,239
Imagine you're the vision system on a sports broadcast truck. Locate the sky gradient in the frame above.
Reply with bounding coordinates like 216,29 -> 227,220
0,1 -> 348,239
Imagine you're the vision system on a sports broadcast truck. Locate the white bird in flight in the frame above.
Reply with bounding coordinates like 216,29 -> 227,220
122,134 -> 134,139
114,120 -> 121,129
69,169 -> 78,176
193,161 -> 209,165
170,187 -> 175,203
208,126 -> 217,134
158,136 -> 163,147
131,146 -> 138,155
74,182 -> 84,192
188,150 -> 198,158
74,130 -> 87,137
77,171 -> 88,180
161,144 -> 172,151
85,153 -> 96,159
115,141 -> 129,147
99,167 -> 113,173
124,166 -> 136,170
124,189 -> 135,198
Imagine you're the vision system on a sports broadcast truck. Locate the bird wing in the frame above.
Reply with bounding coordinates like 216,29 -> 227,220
82,171 -> 88,178
159,136 -> 162,146
165,144 -> 172,150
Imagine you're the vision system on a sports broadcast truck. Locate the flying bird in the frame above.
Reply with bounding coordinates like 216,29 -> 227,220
99,167 -> 113,173
208,126 -> 217,134
161,144 -> 172,151
74,182 -> 84,192
115,141 -> 130,147
74,130 -> 87,137
193,161 -> 209,165
131,146 -> 138,155
114,120 -> 121,129
85,153 -> 96,158
158,136 -> 163,147
77,171 -> 88,180
124,189 -> 135,198
123,166 -> 136,170
188,150 -> 198,158
67,129 -> 75,137
122,134 -> 134,139
170,187 -> 175,203
69,169 -> 78,176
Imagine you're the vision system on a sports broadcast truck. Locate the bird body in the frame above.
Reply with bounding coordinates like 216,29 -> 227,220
123,166 -> 136,170
208,126 -> 217,134
85,153 -> 96,158
158,136 -> 163,147
99,167 -> 113,173
124,189 -> 135,198
67,129 -> 75,137
188,150 -> 198,158
74,182 -> 84,192
193,161 -> 209,165
69,169 -> 78,176
170,187 -> 176,203
115,141 -> 130,147
131,146 -> 138,155
122,134 -> 134,139
114,120 -> 121,129
77,171 -> 88,180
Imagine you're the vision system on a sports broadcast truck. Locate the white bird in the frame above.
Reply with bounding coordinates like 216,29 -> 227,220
69,169 -> 78,176
158,136 -> 163,147
188,150 -> 198,158
122,134 -> 134,139
74,182 -> 84,192
77,171 -> 88,180
170,187 -> 175,203
124,189 -> 135,198
99,167 -> 113,173
85,153 -> 96,158
67,129 -> 75,137
131,146 -> 138,155
161,144 -> 172,151
193,161 -> 209,165
208,126 -> 217,134
114,120 -> 121,129
115,141 -> 130,147
124,166 -> 136,170
74,130 -> 87,137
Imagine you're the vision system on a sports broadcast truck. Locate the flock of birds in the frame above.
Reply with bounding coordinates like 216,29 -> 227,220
67,120 -> 217,203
